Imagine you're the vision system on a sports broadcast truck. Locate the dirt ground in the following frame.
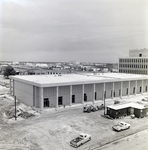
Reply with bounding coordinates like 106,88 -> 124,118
0,77 -> 148,150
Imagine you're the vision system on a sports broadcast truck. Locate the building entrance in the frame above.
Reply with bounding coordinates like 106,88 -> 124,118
44,98 -> 49,107
72,95 -> 75,103
58,96 -> 63,105
84,93 -> 87,101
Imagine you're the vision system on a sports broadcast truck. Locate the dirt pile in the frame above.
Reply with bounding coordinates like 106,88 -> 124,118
4,102 -> 39,119
5,107 -> 35,119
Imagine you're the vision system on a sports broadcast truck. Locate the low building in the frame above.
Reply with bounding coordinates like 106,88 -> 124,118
10,73 -> 148,110
107,102 -> 148,118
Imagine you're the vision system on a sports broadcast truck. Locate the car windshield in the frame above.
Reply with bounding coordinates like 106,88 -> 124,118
72,137 -> 83,143
119,122 -> 125,126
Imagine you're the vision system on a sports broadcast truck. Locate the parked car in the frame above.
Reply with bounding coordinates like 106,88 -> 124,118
112,122 -> 130,132
142,96 -> 148,102
97,104 -> 104,110
83,105 -> 96,113
131,114 -> 135,119
70,133 -> 91,148
114,100 -> 120,104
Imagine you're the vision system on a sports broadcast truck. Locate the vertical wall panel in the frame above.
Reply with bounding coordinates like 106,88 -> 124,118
14,80 -> 33,106
114,82 -> 121,97
130,81 -> 136,95
122,81 -> 129,96
95,83 -> 104,100
72,85 -> 83,103
114,82 -> 121,89
105,82 -> 113,99
143,80 -> 148,92
43,87 -> 57,107
137,80 -> 142,94
35,87 -> 40,108
58,86 -> 70,105
84,84 -> 93,101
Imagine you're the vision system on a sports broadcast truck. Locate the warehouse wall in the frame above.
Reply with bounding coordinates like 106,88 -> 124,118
13,78 -> 148,109
84,84 -> 93,102
114,82 -> 121,97
59,86 -> 70,105
14,80 -> 33,106
130,81 -> 136,95
137,80 -> 142,94
72,85 -> 83,103
34,86 -> 40,108
95,83 -> 104,100
43,87 -> 57,107
143,80 -> 148,92
122,81 -> 129,96
105,82 -> 113,99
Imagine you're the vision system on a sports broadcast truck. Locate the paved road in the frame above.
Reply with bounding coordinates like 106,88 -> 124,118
98,129 -> 148,150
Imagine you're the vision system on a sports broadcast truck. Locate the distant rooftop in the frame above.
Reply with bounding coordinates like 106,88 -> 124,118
10,73 -> 148,87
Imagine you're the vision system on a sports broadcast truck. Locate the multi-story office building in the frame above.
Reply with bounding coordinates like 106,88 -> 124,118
119,49 -> 148,75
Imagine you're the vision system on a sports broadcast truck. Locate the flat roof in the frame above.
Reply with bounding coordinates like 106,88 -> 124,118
107,102 -> 145,110
10,73 -> 148,87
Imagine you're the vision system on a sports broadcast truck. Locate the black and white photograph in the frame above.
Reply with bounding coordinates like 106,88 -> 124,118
0,0 -> 148,149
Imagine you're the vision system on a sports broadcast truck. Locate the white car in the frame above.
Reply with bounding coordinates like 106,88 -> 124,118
70,133 -> 91,148
112,122 -> 130,132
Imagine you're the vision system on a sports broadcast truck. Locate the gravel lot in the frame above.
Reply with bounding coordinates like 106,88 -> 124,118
0,82 -> 148,150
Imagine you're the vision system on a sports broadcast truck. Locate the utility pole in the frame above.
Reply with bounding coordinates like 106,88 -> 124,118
14,95 -> 17,120
104,92 -> 106,116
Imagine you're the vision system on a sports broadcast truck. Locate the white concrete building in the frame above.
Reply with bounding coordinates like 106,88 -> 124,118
10,73 -> 148,110
119,49 -> 148,75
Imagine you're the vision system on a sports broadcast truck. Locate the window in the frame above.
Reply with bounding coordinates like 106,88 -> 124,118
139,54 -> 142,57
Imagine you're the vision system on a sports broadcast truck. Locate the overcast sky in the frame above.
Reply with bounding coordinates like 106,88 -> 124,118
0,0 -> 148,63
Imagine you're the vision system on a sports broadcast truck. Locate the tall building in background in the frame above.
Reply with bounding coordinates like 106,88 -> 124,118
119,49 -> 148,75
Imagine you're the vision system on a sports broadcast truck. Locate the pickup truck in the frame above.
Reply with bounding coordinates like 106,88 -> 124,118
112,122 -> 130,132
70,133 -> 91,148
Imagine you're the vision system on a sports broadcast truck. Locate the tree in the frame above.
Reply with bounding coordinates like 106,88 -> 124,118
3,65 -> 16,78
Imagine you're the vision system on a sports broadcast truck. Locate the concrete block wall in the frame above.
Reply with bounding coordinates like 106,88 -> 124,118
84,84 -> 93,102
137,80 -> 142,94
105,82 -> 113,98
43,87 -> 57,107
95,83 -> 104,100
122,81 -> 129,96
14,80 -> 33,106
72,85 -> 83,103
